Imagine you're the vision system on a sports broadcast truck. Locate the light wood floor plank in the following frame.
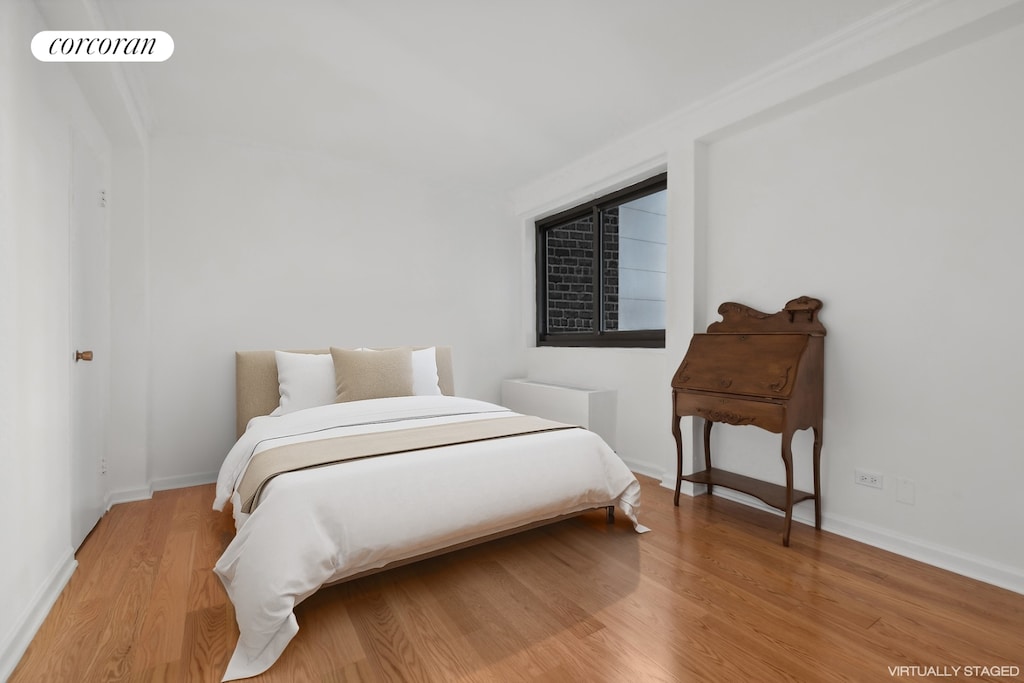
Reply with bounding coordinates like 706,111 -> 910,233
130,529 -> 195,672
11,476 -> 1024,681
384,576 -> 484,681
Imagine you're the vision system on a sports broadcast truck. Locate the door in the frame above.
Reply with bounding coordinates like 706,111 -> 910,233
69,133 -> 109,550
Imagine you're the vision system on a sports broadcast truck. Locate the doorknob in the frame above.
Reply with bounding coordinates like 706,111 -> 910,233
75,350 -> 94,362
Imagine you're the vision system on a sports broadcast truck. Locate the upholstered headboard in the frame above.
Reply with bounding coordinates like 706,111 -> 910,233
235,346 -> 455,438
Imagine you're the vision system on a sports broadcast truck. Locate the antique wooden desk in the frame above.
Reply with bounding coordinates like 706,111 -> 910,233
671,296 -> 825,546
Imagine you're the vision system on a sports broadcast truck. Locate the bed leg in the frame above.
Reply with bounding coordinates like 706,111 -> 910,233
606,506 -> 615,524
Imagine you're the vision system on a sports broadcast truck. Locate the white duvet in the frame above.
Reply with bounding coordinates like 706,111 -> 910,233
213,395 -> 645,681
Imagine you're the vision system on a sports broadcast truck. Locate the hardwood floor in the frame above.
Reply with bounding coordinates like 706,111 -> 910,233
12,475 -> 1024,681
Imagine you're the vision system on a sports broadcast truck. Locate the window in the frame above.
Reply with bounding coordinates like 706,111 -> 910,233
536,173 -> 667,347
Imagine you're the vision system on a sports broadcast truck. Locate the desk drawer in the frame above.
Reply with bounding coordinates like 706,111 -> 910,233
675,393 -> 785,433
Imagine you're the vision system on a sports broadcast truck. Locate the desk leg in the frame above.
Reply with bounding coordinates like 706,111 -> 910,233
781,429 -> 795,547
703,419 -> 714,496
672,413 -> 683,506
813,425 -> 823,530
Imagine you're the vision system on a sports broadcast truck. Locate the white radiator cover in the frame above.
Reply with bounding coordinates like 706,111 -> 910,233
500,379 -> 617,451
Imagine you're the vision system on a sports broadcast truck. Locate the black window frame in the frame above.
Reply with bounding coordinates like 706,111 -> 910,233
535,172 -> 667,348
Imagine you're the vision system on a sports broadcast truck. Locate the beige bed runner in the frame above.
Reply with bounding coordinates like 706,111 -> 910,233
238,415 -> 579,513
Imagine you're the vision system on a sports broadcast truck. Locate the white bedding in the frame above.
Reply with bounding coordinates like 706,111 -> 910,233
213,395 -> 645,681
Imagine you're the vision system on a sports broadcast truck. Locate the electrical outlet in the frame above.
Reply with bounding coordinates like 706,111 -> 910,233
855,469 -> 883,489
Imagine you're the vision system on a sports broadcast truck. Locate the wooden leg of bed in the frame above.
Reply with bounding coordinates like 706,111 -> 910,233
606,506 -> 615,524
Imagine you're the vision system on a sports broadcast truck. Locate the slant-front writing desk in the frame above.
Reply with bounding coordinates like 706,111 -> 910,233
671,296 -> 825,546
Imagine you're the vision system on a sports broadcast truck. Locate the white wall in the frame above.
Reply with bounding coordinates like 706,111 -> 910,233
144,137 -> 525,486
704,20 -> 1024,575
0,1 -> 111,676
515,1 -> 1024,591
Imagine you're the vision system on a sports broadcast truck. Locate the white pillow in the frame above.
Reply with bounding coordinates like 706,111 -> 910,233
411,347 -> 443,396
270,351 -> 338,416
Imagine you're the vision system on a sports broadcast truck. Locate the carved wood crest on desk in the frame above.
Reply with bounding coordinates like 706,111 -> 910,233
671,296 -> 825,546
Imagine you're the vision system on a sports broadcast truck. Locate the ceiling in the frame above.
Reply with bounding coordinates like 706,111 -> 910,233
45,0 -> 903,188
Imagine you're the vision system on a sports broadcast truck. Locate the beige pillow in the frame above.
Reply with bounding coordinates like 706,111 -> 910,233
331,347 -> 414,403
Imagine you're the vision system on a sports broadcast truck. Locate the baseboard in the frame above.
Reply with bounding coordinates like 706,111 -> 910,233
0,549 -> 77,681
105,484 -> 154,510
103,473 -> 216,512
822,511 -> 1024,596
149,471 -> 218,492
619,457 -> 664,482
660,478 -> 1024,596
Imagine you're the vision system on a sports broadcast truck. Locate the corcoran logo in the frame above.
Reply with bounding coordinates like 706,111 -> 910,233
31,31 -> 173,62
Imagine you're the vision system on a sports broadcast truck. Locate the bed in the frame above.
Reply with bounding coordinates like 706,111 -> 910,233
213,346 -> 646,681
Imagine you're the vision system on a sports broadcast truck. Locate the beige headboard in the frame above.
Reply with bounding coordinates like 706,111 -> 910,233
235,346 -> 455,438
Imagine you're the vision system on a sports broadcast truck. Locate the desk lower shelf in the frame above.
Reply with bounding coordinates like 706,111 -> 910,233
681,468 -> 815,512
